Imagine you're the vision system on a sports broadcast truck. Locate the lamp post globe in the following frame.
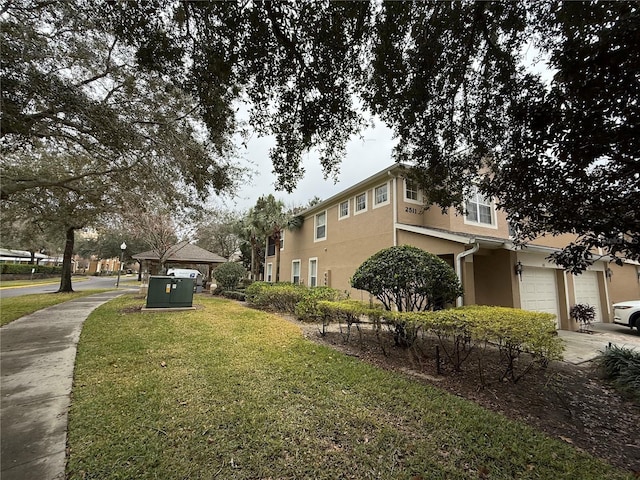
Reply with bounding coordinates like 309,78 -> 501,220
116,242 -> 127,288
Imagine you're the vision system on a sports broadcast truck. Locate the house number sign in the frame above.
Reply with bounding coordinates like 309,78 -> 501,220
405,207 -> 424,214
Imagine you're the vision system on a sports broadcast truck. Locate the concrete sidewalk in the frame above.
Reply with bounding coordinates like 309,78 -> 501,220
1,290 -> 129,480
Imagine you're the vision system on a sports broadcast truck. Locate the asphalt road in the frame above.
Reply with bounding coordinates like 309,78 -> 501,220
0,275 -> 139,299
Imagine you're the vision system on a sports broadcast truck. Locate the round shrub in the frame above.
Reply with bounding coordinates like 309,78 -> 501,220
213,262 -> 247,291
351,245 -> 462,312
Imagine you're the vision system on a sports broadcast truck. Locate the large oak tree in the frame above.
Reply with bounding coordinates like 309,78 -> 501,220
3,1 -> 638,274
366,1 -> 639,272
1,0 -> 241,291
102,0 -> 639,270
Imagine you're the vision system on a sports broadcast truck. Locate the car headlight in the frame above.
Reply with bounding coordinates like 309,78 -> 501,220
614,306 -> 632,310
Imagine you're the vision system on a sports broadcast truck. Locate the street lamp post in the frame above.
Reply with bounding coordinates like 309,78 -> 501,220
116,241 -> 127,288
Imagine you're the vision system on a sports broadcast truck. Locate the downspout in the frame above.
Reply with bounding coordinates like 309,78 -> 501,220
389,171 -> 398,246
455,242 -> 479,307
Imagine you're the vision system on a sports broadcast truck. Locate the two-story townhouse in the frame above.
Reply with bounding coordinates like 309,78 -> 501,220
267,164 -> 640,331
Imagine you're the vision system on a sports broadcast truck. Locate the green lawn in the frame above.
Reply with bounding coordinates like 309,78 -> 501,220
0,278 -> 63,288
67,295 -> 632,480
0,290 -> 108,326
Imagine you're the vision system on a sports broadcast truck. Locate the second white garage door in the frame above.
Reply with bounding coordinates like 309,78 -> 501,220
520,267 -> 561,327
573,271 -> 603,322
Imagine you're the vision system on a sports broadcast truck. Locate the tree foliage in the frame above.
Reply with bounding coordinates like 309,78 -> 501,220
1,1 -> 243,291
101,0 -> 373,193
1,1 -> 241,203
351,245 -> 463,312
366,1 -> 639,271
125,208 -> 180,274
3,1 -> 638,273
194,210 -> 242,260
107,0 -> 639,271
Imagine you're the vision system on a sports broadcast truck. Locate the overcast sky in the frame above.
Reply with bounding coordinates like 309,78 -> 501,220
218,119 -> 398,212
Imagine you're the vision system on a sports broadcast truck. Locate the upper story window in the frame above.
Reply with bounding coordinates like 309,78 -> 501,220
339,199 -> 349,220
374,183 -> 389,208
267,232 -> 285,256
315,211 -> 326,241
355,192 -> 367,214
404,179 -> 421,203
465,186 -> 495,227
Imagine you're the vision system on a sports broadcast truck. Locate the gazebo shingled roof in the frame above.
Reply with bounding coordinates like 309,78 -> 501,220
132,241 -> 228,264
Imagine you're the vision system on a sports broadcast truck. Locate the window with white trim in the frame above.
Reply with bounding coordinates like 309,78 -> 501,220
266,263 -> 273,282
355,192 -> 367,214
374,183 -> 389,207
339,200 -> 349,220
267,236 -> 276,256
291,260 -> 301,284
280,230 -> 284,250
465,186 -> 495,226
404,179 -> 420,203
309,258 -> 318,287
315,211 -> 326,241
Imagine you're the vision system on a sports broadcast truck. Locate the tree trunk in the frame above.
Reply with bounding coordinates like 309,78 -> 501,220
29,250 -> 36,265
250,236 -> 257,280
58,227 -> 75,292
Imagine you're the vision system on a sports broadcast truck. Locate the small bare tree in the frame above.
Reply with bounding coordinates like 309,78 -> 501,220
127,209 -> 180,274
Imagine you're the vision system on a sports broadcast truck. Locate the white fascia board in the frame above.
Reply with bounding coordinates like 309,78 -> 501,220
394,223 -> 476,245
300,163 -> 408,218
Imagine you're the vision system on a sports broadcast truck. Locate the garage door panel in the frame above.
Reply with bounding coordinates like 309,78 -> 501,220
520,268 -> 560,327
573,271 -> 602,322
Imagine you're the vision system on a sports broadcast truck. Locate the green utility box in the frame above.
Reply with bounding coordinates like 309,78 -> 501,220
146,276 -> 194,308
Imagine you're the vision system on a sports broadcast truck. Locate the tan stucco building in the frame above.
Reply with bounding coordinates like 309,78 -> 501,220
267,164 -> 640,331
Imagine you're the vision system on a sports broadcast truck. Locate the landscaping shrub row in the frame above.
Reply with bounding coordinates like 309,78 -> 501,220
244,282 -> 564,383
245,282 -> 346,317
317,300 -> 564,382
0,263 -> 63,275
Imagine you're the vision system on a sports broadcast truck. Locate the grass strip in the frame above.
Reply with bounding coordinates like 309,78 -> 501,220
0,290 -> 108,326
0,278 -> 63,289
67,295 -> 632,480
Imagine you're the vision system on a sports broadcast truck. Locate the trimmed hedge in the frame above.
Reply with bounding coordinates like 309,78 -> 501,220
245,282 -> 308,314
244,282 -> 564,383
245,282 -> 346,318
293,287 -> 347,321
317,301 -> 564,382
214,262 -> 247,291
0,263 -> 63,275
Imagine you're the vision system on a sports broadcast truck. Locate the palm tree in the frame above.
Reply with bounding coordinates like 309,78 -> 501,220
238,208 -> 262,281
250,195 -> 305,282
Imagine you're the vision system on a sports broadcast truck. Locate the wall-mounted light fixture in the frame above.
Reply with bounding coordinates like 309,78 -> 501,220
515,261 -> 523,281
605,267 -> 613,282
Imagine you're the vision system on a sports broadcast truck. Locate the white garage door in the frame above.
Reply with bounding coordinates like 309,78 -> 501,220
520,267 -> 561,327
573,271 -> 603,322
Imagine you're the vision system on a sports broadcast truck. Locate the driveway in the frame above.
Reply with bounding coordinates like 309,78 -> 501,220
557,322 -> 640,364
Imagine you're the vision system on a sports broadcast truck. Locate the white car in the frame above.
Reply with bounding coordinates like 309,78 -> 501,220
612,300 -> 640,332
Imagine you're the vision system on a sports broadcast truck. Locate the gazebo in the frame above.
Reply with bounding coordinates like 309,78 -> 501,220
132,241 -> 227,290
